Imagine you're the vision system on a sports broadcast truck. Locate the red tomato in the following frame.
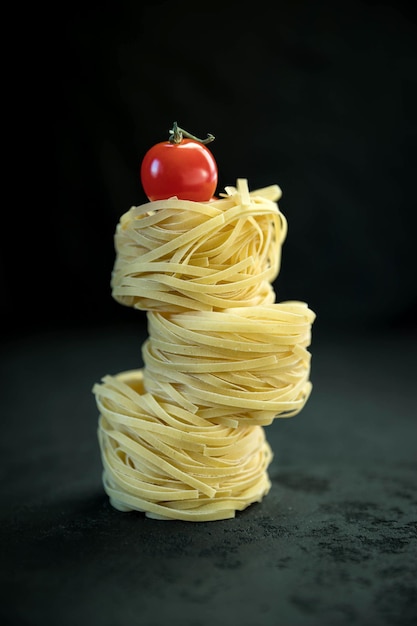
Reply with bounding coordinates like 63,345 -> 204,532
140,138 -> 218,202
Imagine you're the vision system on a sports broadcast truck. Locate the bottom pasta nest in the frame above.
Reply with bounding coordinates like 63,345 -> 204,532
93,370 -> 273,521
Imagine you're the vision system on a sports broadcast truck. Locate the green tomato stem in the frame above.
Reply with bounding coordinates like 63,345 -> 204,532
169,121 -> 215,145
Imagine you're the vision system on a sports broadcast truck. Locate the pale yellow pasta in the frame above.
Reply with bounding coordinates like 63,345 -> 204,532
94,370 -> 272,521
111,181 -> 286,312
142,304 -> 314,426
93,179 -> 315,521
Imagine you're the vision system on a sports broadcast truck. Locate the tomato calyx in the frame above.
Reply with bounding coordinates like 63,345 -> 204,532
168,121 -> 215,146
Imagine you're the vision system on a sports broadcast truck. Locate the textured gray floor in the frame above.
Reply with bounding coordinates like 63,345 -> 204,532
1,325 -> 416,626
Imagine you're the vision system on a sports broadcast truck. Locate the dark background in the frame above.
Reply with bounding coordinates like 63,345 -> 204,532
2,0 -> 417,338
1,2 -> 417,626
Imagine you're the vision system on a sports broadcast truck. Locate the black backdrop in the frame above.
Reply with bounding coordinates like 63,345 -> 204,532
3,0 -> 417,338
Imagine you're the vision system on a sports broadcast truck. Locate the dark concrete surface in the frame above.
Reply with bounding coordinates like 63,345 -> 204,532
1,324 -> 416,626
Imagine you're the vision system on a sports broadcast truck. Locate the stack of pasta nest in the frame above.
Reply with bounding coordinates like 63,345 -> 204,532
93,179 -> 315,521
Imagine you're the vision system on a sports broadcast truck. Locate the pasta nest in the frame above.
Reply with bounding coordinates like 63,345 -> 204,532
142,304 -> 315,427
111,180 -> 287,312
94,370 -> 272,521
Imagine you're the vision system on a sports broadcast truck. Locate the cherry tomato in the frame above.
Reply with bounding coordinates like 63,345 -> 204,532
140,138 -> 218,202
